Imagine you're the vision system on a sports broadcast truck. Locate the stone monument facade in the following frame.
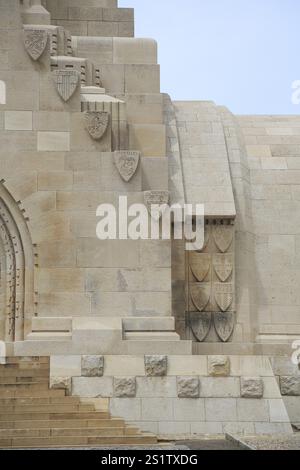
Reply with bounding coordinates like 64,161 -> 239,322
0,0 -> 299,439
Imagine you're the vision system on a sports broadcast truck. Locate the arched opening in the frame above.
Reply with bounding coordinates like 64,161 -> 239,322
0,185 -> 34,342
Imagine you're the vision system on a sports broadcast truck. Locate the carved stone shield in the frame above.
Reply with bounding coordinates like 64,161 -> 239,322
214,283 -> 233,312
53,70 -> 80,102
114,151 -> 140,182
213,225 -> 234,253
189,253 -> 211,282
213,253 -> 233,282
190,283 -> 210,312
189,312 -> 212,342
23,28 -> 48,61
144,190 -> 170,220
85,112 -> 109,140
214,311 -> 235,342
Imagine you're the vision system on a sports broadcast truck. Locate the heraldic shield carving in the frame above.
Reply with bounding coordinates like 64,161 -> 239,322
213,253 -> 233,282
189,253 -> 211,282
114,151 -> 140,182
23,29 -> 48,61
189,312 -> 212,342
53,70 -> 80,102
213,224 -> 234,253
190,283 -> 210,312
85,112 -> 110,140
214,312 -> 235,342
214,282 -> 233,312
144,190 -> 170,220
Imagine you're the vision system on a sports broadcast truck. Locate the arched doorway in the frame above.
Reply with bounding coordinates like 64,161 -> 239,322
0,184 -> 34,342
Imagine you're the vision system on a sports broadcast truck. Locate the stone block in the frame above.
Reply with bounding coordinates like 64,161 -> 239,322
136,377 -> 177,398
72,377 -> 113,398
236,398 -> 269,422
158,421 -> 190,436
205,398 -> 237,422
5,111 -> 32,130
141,397 -> 173,421
173,398 -> 205,422
268,399 -> 291,423
177,377 -> 200,398
82,355 -> 104,377
208,356 -> 230,377
37,131 -> 70,151
280,376 -> 300,396
114,377 -> 136,398
113,38 -> 157,65
167,356 -> 207,376
50,356 -> 81,378
241,377 -> 264,398
50,376 -> 71,394
110,398 -> 141,421
200,377 -> 240,398
104,356 -> 145,377
125,65 -> 160,94
145,355 -> 167,376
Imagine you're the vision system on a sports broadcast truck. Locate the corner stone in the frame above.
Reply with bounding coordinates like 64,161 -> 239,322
145,355 -> 168,377
241,377 -> 264,398
82,355 -> 104,377
280,376 -> 300,396
208,356 -> 230,377
114,377 -> 136,398
177,376 -> 200,398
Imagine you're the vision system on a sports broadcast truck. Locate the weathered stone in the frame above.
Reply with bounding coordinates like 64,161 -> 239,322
81,355 -> 104,377
177,376 -> 200,398
145,355 -> 168,376
50,376 -> 71,394
280,376 -> 300,396
241,377 -> 264,398
114,377 -> 136,398
208,356 -> 231,377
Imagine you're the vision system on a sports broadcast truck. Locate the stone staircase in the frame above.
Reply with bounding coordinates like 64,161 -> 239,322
0,357 -> 157,448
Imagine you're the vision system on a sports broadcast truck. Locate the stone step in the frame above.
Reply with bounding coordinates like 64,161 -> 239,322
0,383 -> 50,391
0,362 -> 50,370
0,435 -> 157,448
122,317 -> 175,332
0,404 -> 95,414
125,331 -> 180,341
0,427 -> 130,438
0,389 -> 65,398
0,418 -> 125,429
4,357 -> 49,365
31,317 -> 72,333
0,411 -> 110,421
0,397 -> 80,406
124,340 -> 192,355
0,377 -> 49,384
26,332 -> 72,341
0,368 -> 49,378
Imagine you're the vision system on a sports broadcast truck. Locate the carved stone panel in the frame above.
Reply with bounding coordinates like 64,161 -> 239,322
53,70 -> 80,102
85,112 -> 109,140
114,151 -> 140,182
213,253 -> 233,282
189,312 -> 212,342
214,283 -> 233,312
213,224 -> 234,253
190,283 -> 210,312
189,253 -> 211,282
23,28 -> 48,61
144,190 -> 170,219
214,312 -> 235,342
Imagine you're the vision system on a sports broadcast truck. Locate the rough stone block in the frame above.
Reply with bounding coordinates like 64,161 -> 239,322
241,377 -> 264,398
50,377 -> 71,394
82,355 -> 104,377
114,377 -> 136,398
208,356 -> 230,377
145,355 -> 167,376
280,376 -> 300,396
177,376 -> 200,398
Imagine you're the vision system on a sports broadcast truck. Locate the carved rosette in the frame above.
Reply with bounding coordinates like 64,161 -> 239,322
186,219 -> 235,343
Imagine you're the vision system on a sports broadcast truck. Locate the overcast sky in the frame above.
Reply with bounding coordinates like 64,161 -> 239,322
119,0 -> 300,115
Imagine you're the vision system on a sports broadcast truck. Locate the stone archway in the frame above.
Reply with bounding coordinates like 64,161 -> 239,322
0,185 -> 34,342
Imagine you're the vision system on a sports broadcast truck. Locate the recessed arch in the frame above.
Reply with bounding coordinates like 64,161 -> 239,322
0,183 -> 34,341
